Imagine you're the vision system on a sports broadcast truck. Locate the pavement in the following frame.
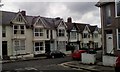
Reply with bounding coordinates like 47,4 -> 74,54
0,56 -> 46,64
0,55 -> 115,72
60,61 -> 115,72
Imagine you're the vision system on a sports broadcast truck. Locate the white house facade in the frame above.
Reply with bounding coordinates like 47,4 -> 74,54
1,11 -> 101,59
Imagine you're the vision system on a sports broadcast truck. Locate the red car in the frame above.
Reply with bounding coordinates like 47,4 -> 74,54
71,50 -> 87,60
115,56 -> 120,72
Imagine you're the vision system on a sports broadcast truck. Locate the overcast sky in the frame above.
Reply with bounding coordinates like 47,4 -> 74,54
0,0 -> 101,27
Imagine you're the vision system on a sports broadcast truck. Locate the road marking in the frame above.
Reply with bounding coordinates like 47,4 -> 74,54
25,67 -> 38,70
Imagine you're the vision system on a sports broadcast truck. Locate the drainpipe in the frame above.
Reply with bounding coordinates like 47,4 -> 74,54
0,25 -> 2,59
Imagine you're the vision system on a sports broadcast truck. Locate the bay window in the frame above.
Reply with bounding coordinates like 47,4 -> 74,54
14,40 -> 25,51
70,32 -> 77,39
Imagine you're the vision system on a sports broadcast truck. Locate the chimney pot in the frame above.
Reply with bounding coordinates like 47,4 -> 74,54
67,17 -> 72,23
21,11 -> 26,16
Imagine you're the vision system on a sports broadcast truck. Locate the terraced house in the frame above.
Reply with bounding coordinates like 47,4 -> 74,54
66,17 -> 102,51
0,10 -> 101,59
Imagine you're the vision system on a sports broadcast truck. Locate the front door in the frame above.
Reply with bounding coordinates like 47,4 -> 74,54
106,34 -> 114,54
45,41 -> 50,53
2,41 -> 8,58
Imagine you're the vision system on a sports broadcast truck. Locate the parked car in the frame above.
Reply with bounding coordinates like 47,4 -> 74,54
71,50 -> 87,60
115,56 -> 120,72
45,50 -> 66,58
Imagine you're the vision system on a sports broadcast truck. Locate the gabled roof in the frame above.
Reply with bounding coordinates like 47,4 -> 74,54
89,25 -> 98,33
75,23 -> 89,33
1,11 -> 64,30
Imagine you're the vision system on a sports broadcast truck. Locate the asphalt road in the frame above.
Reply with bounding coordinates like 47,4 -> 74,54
2,56 -> 90,72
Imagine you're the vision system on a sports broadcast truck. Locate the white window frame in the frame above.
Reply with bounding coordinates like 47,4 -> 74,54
115,0 -> 120,17
14,40 -> 25,51
2,26 -> 6,37
70,32 -> 77,39
117,29 -> 120,50
94,33 -> 98,38
58,29 -> 65,37
13,25 -> 25,34
83,43 -> 88,48
83,33 -> 89,38
34,42 -> 44,51
34,28 -> 44,37
16,15 -> 24,22
94,42 -> 98,48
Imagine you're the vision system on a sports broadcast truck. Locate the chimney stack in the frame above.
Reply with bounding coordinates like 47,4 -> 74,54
67,17 -> 72,23
21,11 -> 26,16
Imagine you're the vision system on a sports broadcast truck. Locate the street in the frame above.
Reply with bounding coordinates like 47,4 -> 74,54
2,56 -> 90,72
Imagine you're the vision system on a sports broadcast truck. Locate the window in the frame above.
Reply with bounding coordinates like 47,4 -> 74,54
83,33 -> 90,38
105,5 -> 111,24
34,28 -> 43,36
16,15 -> 23,22
13,25 -> 25,34
94,42 -> 98,48
94,33 -> 98,38
35,42 -> 44,51
14,40 -> 25,51
46,30 -> 49,38
118,29 -> 120,50
2,26 -> 6,37
70,32 -> 76,39
58,29 -> 65,37
83,43 -> 88,48
116,0 -> 120,16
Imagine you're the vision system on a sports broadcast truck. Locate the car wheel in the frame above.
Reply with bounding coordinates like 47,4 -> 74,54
52,55 -> 55,58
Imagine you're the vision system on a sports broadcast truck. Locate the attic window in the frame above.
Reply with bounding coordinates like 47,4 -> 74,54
58,29 -> 65,37
83,33 -> 90,38
16,15 -> 23,22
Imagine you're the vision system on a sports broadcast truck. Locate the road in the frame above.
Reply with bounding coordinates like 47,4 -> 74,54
2,56 -> 90,72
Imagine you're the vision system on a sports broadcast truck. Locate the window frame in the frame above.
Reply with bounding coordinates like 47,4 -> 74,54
14,40 -> 25,51
105,5 -> 112,25
13,25 -> 25,34
34,42 -> 44,51
2,26 -> 6,37
34,28 -> 44,37
70,31 -> 77,39
58,29 -> 65,37
115,0 -> 120,17
83,33 -> 90,38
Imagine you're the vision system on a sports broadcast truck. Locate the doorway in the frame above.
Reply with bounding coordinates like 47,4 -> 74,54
106,34 -> 114,54
2,41 -> 8,59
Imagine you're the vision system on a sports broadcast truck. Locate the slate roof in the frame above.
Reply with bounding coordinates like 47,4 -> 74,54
1,10 -> 99,33
0,11 -> 16,25
89,25 -> 97,33
1,11 -> 63,29
75,23 -> 89,33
